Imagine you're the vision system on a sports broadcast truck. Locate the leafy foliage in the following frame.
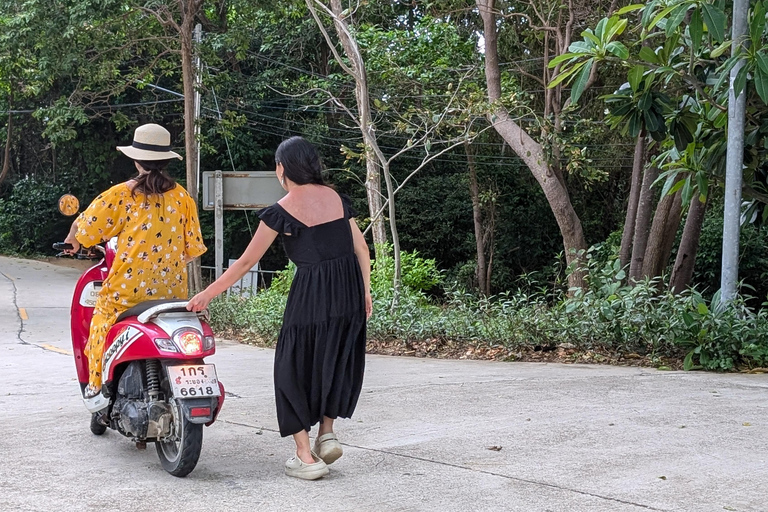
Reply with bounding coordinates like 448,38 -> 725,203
211,245 -> 768,370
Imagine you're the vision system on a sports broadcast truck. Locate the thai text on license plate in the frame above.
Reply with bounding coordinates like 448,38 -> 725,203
167,364 -> 221,398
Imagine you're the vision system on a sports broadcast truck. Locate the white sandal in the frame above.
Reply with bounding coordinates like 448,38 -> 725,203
284,451 -> 329,480
314,433 -> 343,464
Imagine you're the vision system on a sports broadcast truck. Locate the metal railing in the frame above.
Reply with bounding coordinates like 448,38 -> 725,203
201,265 -> 280,297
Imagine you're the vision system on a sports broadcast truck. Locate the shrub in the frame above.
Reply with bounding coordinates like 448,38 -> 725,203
0,178 -> 70,255
208,246 -> 768,370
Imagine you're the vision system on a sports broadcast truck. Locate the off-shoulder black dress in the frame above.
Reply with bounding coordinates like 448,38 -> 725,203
258,193 -> 367,437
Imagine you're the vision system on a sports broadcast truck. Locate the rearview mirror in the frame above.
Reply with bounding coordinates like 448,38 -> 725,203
58,194 -> 80,216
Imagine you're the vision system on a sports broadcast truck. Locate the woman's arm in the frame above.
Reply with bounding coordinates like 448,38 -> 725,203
63,219 -> 81,254
350,220 -> 372,318
186,222 -> 279,311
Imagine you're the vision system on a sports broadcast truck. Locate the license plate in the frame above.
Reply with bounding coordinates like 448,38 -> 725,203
167,364 -> 221,398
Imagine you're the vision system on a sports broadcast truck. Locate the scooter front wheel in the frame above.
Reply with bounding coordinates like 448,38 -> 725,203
156,400 -> 203,477
90,412 -> 107,436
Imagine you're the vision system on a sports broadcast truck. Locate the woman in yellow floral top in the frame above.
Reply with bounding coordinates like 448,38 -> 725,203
65,124 -> 206,399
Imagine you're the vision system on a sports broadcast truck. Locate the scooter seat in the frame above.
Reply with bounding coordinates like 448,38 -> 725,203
116,299 -> 190,323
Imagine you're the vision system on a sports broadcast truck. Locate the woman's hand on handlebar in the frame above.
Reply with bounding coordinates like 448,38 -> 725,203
187,289 -> 214,312
63,233 -> 80,255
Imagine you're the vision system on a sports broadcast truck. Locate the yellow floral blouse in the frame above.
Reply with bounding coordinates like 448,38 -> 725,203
75,182 -> 207,313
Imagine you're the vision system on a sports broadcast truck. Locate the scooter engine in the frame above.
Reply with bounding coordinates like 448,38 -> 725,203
112,361 -> 173,440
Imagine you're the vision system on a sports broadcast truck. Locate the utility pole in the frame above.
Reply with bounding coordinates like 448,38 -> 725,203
720,0 -> 748,307
194,23 -> 202,197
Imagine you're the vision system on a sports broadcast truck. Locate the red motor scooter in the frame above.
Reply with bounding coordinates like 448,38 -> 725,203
53,238 -> 225,477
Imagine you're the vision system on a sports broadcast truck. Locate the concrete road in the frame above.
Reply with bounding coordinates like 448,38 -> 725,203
1,255 -> 766,512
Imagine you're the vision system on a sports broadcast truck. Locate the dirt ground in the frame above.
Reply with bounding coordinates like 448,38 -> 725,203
39,256 -> 97,271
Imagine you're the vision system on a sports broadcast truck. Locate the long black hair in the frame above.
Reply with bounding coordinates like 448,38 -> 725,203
275,136 -> 325,186
131,159 -> 176,197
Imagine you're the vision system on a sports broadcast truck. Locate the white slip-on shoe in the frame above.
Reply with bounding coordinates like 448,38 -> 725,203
284,451 -> 329,480
313,433 -> 343,465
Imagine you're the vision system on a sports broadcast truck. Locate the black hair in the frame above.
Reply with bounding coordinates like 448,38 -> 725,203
274,136 -> 325,186
131,159 -> 176,197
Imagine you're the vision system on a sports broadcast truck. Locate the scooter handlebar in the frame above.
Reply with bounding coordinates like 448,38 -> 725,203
52,242 -> 74,251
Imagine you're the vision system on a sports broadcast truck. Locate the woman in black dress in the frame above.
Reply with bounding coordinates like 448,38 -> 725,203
187,136 -> 372,480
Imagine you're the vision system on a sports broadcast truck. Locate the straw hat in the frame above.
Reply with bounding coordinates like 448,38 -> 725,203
116,123 -> 183,161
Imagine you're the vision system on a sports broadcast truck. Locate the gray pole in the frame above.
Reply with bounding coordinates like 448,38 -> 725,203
194,24 -> 203,197
214,170 -> 224,280
720,0 -> 748,306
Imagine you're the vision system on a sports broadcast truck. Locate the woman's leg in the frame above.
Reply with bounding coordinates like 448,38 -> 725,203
292,430 -> 315,464
318,416 -> 335,436
83,306 -> 119,395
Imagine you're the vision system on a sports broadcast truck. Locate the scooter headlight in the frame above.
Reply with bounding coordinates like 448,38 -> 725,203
173,329 -> 203,355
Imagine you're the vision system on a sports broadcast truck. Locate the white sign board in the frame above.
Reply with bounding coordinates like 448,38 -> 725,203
202,171 -> 285,211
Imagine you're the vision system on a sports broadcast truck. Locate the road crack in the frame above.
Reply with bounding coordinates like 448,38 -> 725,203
0,271 -> 28,346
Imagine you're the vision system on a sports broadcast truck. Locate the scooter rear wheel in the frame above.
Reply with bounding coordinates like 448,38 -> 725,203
156,400 -> 203,477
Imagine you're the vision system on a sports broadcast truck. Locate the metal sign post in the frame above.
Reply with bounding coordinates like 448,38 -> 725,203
214,170 -> 224,279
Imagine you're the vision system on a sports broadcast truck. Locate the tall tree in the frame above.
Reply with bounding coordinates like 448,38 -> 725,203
477,0 -> 588,290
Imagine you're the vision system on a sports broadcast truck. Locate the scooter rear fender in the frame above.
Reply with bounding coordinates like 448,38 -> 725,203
102,319 -> 216,385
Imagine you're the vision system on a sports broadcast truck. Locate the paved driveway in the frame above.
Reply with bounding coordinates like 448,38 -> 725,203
1,255 -> 766,511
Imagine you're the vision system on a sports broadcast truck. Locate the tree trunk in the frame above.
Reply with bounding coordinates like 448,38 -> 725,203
318,0 -> 400,305
319,0 -> 387,254
0,89 -> 13,187
619,130 -> 646,270
465,142 -> 488,295
628,164 -> 659,281
478,0 -> 587,290
180,1 -> 203,294
642,188 -> 683,279
670,196 -> 708,294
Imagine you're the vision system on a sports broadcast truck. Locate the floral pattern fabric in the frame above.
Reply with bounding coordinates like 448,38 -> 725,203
75,182 -> 206,390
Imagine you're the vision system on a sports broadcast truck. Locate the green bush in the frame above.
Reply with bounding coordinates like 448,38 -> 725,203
0,178 -> 70,255
208,246 -> 768,370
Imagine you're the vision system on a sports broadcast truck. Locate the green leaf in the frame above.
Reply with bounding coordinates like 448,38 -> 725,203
582,29 -> 601,46
606,41 -> 629,59
701,3 -> 726,43
734,63 -> 748,98
548,61 -> 584,88
548,53 -> 580,68
649,5 -> 677,30
756,51 -> 768,75
667,177 -> 687,196
689,8 -> 703,53
756,67 -> 768,104
641,0 -> 660,27
628,111 -> 643,137
628,65 -> 645,92
639,46 -> 660,64
695,171 -> 709,201
710,40 -> 731,58
750,1 -> 766,44
660,172 -> 681,197
682,175 -> 694,206
605,17 -> 628,42
616,4 -> 645,15
569,59 -> 594,104
684,350 -> 695,371
666,4 -> 690,36
697,302 -> 709,315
